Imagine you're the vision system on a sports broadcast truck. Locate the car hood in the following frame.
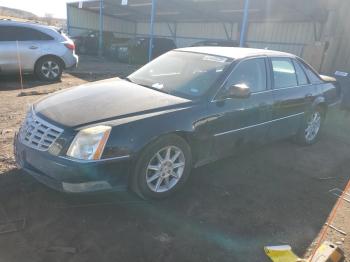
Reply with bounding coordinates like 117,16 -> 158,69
34,78 -> 192,128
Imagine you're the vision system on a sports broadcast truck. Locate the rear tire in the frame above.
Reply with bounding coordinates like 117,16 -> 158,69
35,56 -> 63,82
295,107 -> 325,145
131,135 -> 192,200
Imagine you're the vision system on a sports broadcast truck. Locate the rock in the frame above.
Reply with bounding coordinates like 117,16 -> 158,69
335,241 -> 343,245
154,233 -> 171,243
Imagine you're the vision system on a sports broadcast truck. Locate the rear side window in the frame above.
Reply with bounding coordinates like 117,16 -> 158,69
293,60 -> 309,86
0,26 -> 53,41
224,58 -> 267,93
271,58 -> 298,89
299,60 -> 323,84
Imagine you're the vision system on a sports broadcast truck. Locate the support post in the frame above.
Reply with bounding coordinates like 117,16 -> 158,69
222,23 -> 230,40
98,0 -> 104,56
239,0 -> 250,47
66,4 -> 71,36
174,22 -> 177,45
148,0 -> 157,62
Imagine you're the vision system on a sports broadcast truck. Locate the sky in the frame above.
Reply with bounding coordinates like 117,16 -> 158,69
0,0 -> 73,19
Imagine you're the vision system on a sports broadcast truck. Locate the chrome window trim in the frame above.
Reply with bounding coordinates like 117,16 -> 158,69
211,83 -> 314,103
271,84 -> 312,91
214,112 -> 304,137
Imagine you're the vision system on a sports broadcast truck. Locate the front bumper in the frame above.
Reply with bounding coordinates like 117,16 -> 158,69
14,133 -> 130,193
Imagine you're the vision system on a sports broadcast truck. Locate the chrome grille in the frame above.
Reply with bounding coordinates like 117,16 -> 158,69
19,109 -> 63,151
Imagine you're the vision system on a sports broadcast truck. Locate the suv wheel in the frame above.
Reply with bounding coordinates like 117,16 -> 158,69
35,57 -> 63,82
131,135 -> 192,200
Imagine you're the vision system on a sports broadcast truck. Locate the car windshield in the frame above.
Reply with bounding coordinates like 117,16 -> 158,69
128,51 -> 233,99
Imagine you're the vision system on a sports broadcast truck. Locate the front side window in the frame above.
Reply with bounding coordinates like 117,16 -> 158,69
272,58 -> 298,89
128,51 -> 233,99
222,58 -> 267,93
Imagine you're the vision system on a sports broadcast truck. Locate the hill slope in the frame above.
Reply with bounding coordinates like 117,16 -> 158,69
0,6 -> 66,28
0,6 -> 38,19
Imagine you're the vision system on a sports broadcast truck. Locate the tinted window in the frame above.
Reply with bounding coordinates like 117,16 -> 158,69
0,26 -> 53,41
0,26 -> 13,41
299,60 -> 323,84
293,60 -> 309,86
272,58 -> 298,89
224,58 -> 267,93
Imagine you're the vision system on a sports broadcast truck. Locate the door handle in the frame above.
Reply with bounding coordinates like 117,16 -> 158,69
29,46 -> 38,50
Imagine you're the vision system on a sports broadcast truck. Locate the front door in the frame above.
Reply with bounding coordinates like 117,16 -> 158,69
207,57 -> 274,159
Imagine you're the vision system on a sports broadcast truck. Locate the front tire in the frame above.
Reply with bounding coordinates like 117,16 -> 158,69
35,57 -> 63,82
131,135 -> 192,200
295,107 -> 324,145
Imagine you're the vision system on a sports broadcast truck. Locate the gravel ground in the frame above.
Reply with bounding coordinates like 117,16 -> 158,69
0,69 -> 349,262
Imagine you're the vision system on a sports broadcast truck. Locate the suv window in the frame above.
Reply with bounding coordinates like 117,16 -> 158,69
271,58 -> 298,89
293,60 -> 309,86
0,26 -> 53,41
298,60 -> 323,84
223,58 -> 267,93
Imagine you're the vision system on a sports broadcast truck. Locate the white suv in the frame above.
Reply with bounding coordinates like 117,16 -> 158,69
0,20 -> 78,82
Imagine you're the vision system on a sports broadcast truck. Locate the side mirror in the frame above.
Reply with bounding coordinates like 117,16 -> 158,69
226,83 -> 251,99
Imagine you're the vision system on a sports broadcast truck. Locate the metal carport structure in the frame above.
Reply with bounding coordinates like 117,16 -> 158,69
66,0 -> 349,73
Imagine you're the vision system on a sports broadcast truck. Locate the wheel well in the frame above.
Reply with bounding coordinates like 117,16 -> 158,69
172,131 -> 198,162
136,131 -> 194,161
173,131 -> 191,145
316,103 -> 327,117
34,55 -> 65,71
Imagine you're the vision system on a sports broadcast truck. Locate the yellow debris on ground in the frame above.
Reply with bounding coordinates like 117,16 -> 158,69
264,245 -> 305,262
264,241 -> 344,262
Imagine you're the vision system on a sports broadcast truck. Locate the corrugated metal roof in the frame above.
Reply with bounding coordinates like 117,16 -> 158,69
68,0 -> 331,23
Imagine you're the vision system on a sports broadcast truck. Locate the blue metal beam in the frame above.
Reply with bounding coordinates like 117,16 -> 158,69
239,0 -> 250,47
98,0 -> 104,56
148,0 -> 157,62
66,4 -> 71,35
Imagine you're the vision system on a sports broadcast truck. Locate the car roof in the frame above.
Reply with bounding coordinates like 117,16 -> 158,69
176,46 -> 296,60
0,20 -> 58,31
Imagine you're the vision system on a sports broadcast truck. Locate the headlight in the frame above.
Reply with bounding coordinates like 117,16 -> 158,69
67,125 -> 111,160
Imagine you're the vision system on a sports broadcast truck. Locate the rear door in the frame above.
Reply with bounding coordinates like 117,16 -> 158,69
0,25 -> 18,73
208,57 -> 274,158
268,57 -> 316,140
0,26 -> 51,73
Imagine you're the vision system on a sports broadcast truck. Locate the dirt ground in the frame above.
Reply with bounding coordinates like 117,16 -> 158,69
0,63 -> 349,262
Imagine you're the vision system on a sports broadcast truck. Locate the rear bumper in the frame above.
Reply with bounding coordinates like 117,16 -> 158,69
62,53 -> 79,69
14,133 -> 129,193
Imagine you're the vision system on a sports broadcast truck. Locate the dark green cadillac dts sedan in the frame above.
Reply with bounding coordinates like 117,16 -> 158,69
15,47 -> 341,199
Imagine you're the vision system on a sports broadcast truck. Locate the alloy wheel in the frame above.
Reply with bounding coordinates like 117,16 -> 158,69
305,111 -> 321,142
146,146 -> 185,193
41,61 -> 60,80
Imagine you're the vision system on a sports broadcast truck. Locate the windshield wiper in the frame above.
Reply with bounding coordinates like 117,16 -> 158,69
122,77 -> 170,95
121,76 -> 133,83
138,84 -> 170,95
